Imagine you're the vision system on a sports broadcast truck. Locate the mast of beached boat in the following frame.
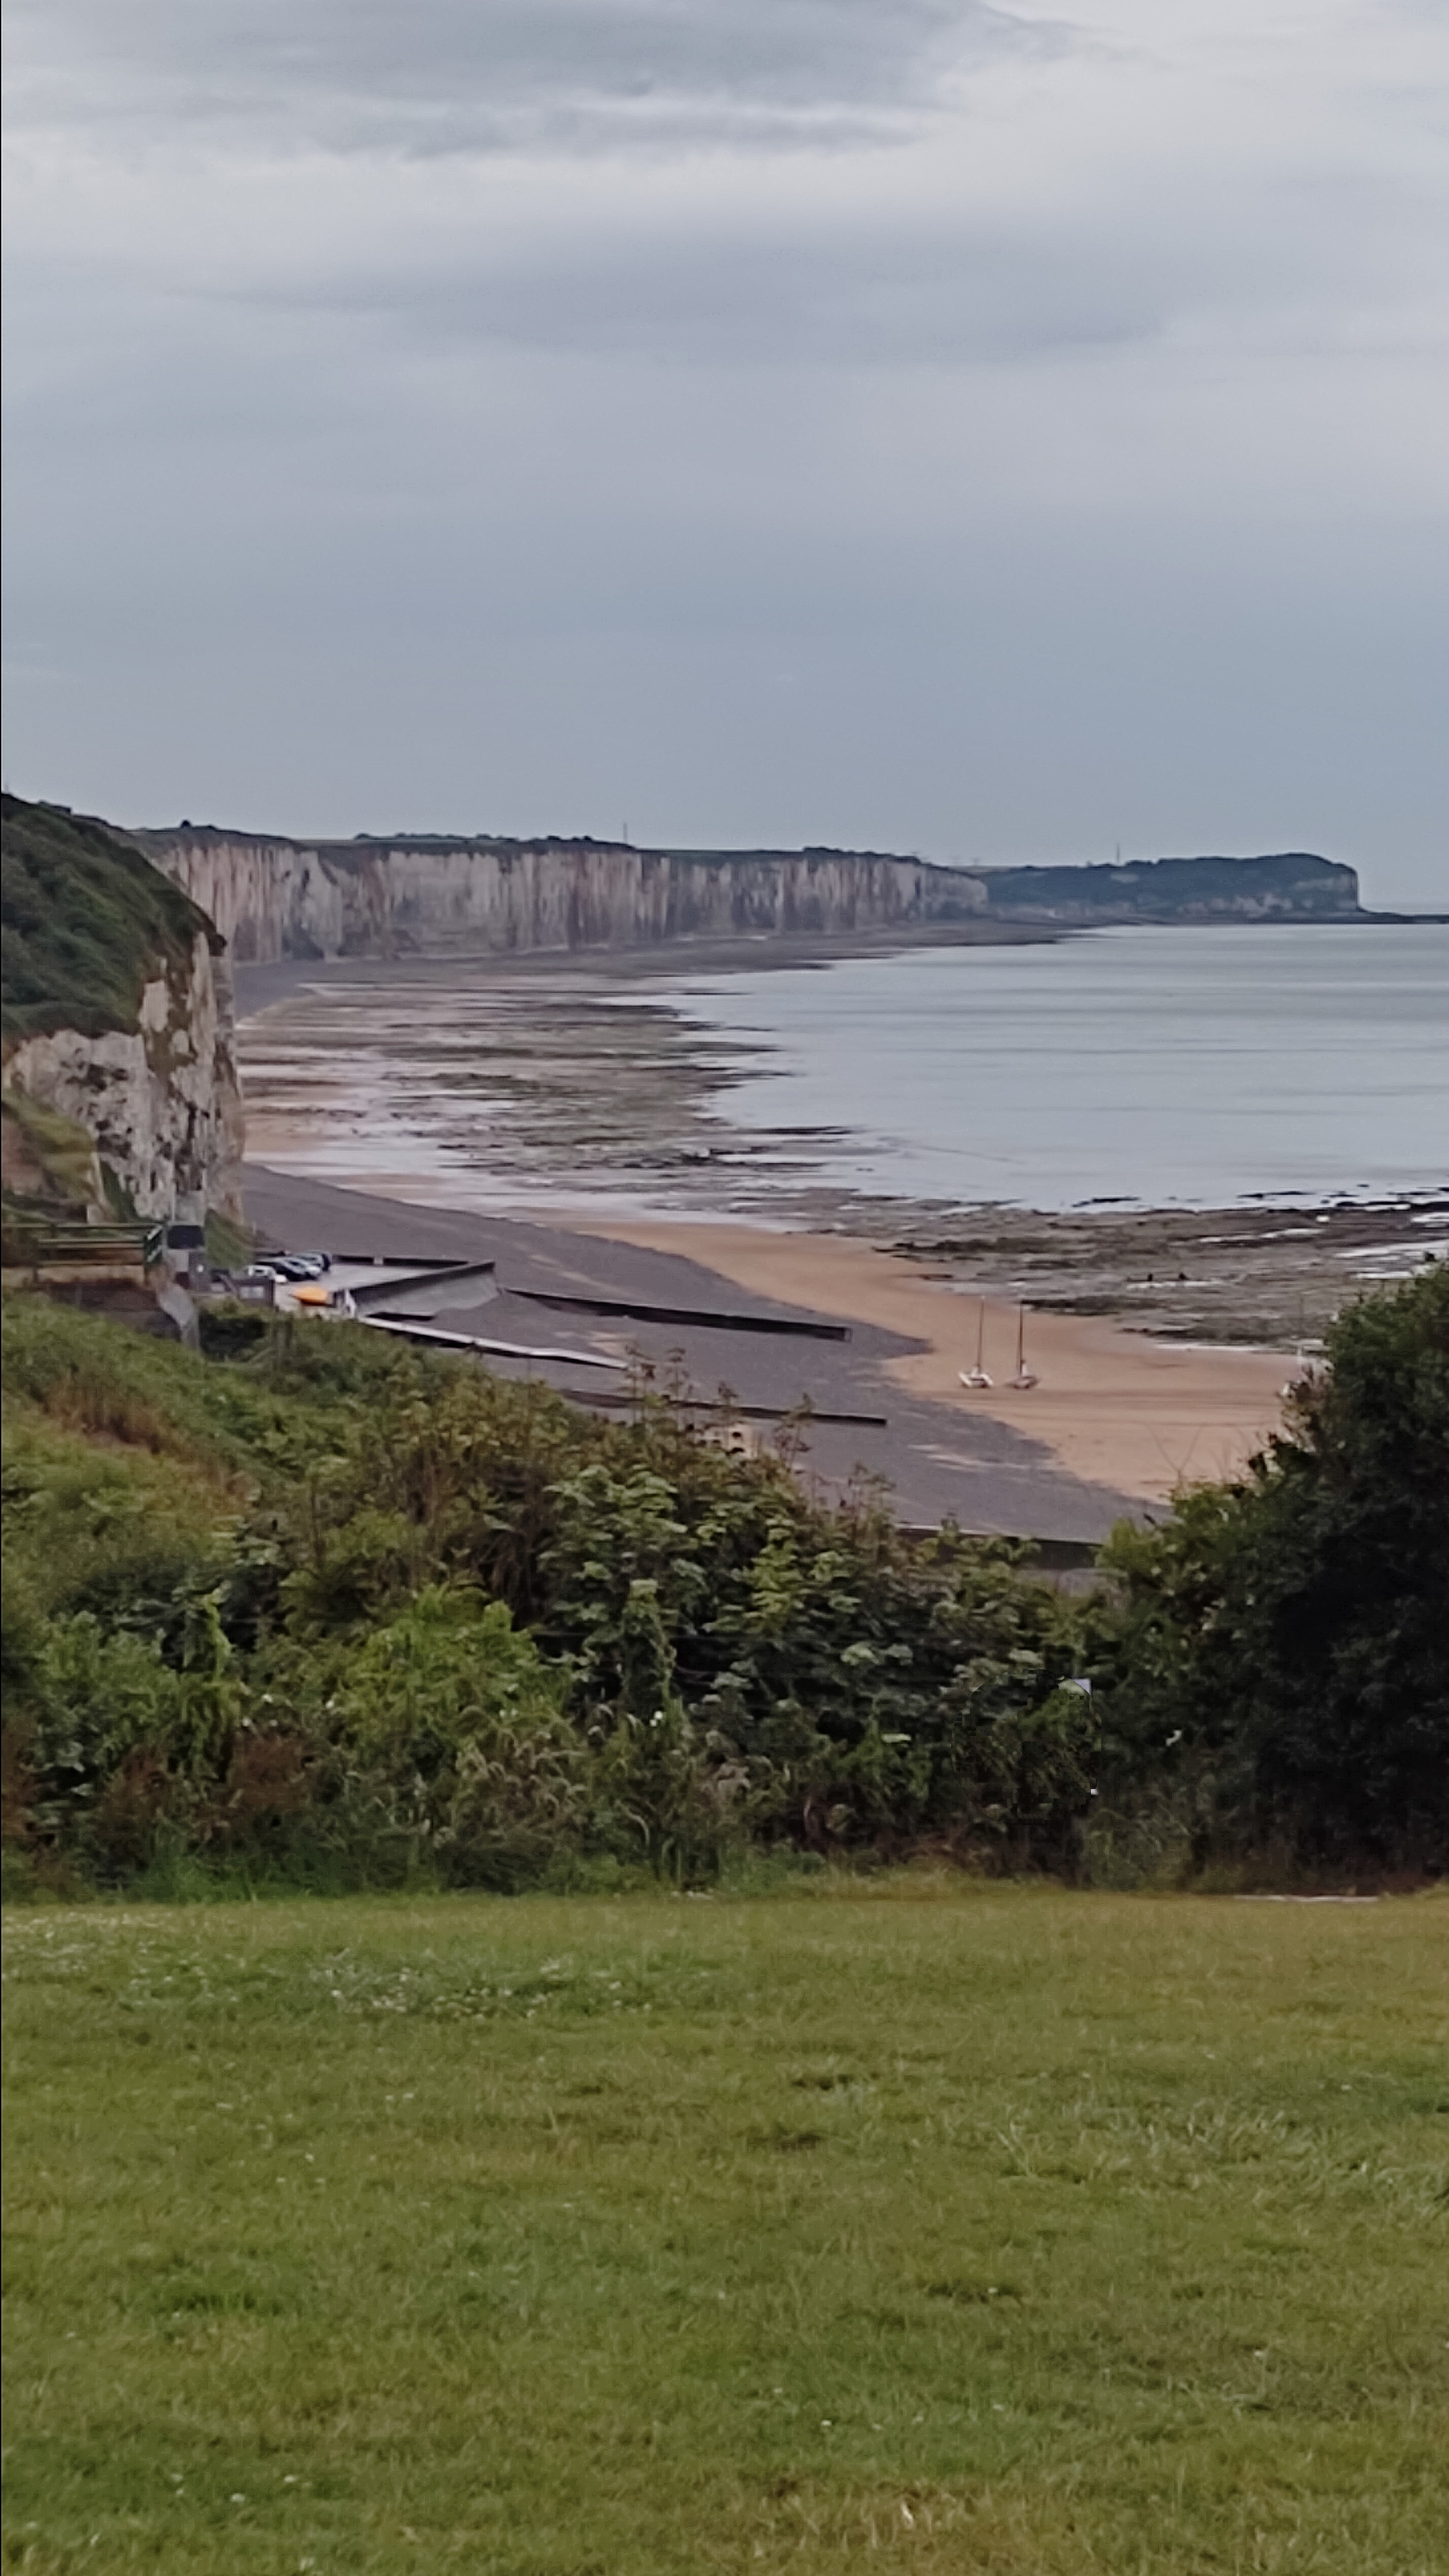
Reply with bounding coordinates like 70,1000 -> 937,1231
960,1297 -> 993,1390
1009,1301 -> 1038,1390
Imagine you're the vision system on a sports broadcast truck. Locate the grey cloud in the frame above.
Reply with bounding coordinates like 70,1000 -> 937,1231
309,231 -> 1166,368
6,0 -> 1062,153
2,0 -> 1445,907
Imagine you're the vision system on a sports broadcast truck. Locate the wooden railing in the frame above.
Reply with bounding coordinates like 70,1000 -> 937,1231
0,1213 -> 164,1271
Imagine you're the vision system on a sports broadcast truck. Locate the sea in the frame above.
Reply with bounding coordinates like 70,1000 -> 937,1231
646,921 -> 1448,1213
242,920 -> 1448,1220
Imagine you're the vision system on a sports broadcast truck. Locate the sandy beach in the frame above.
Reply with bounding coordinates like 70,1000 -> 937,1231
245,1156 -> 1294,1501
568,1217 -> 1293,1500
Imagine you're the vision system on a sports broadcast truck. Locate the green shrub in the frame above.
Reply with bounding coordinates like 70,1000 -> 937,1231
6,1271 -> 1441,1895
265,1587 -> 589,1890
1092,1265 -> 1449,1871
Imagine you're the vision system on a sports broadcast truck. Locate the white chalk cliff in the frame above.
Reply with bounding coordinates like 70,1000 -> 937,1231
137,831 -> 989,965
3,932 -> 245,1224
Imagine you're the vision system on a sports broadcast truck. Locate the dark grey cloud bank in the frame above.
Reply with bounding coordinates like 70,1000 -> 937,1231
3,0 -> 1446,905
6,0 -> 1046,148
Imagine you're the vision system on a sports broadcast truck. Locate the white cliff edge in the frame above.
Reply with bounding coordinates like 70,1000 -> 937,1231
138,833 -> 989,965
2,931 -> 245,1224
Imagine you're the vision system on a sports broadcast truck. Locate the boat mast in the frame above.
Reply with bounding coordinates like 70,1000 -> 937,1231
1010,1301 -> 1038,1391
960,1296 -> 993,1390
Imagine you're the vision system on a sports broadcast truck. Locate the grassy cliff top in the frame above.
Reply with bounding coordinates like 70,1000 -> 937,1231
2,794 -> 219,1045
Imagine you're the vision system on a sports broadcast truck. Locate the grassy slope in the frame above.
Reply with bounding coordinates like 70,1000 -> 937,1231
2,1287 -> 287,1472
2,1294 -> 286,1620
1,795 -> 218,1045
3,1888 -> 1444,2575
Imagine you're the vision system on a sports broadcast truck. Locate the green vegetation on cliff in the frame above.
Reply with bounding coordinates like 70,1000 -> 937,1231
978,852 -> 1359,919
3,1267 -> 1444,1894
1,793 -> 218,1043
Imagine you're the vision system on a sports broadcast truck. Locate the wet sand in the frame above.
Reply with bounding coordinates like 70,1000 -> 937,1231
566,1218 -> 1293,1499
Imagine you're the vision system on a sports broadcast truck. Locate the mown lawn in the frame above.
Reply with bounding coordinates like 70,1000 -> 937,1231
3,1884 -> 1445,2575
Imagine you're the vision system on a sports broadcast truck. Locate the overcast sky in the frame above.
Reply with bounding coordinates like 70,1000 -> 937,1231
3,0 -> 1446,906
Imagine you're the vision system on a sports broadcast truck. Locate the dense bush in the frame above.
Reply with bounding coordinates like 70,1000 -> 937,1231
3,1267 -> 1444,1895
1090,1263 -> 1448,1873
1,1294 -> 1086,1891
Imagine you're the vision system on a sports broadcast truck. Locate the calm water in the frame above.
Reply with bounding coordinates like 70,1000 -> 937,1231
651,923 -> 1448,1211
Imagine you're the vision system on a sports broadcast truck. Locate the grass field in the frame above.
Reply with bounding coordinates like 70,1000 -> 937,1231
3,1884 -> 1446,2575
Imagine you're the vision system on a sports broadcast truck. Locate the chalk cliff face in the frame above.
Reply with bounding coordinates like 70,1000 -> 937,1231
2,798 -> 245,1223
138,827 -> 1366,965
3,933 -> 245,1223
136,831 -> 989,965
